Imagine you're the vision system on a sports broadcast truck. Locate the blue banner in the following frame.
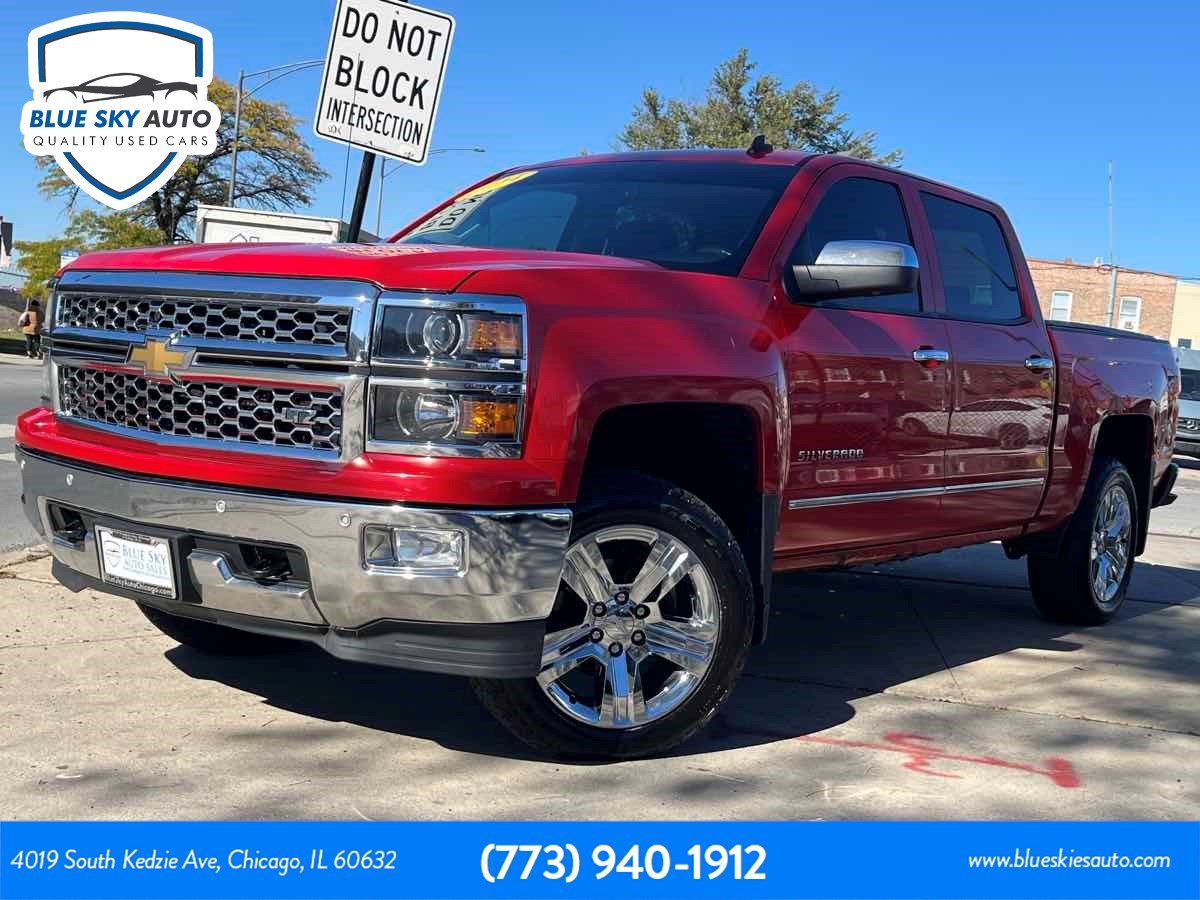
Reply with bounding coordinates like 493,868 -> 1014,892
1,821 -> 1196,899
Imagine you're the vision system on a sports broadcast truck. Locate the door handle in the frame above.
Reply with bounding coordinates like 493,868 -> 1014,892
912,347 -> 950,367
1025,355 -> 1055,371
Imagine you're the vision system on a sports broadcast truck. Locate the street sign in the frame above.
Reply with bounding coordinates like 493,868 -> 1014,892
314,0 -> 454,165
0,218 -> 12,270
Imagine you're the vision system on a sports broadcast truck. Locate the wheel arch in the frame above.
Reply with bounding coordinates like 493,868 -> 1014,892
1092,412 -> 1155,556
571,398 -> 778,644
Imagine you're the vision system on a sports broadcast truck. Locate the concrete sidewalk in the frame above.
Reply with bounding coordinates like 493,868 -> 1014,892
0,353 -> 42,366
1,528 -> 1196,821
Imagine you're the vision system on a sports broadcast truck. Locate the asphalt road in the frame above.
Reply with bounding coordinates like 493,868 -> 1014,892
1,463 -> 1198,820
0,356 -> 43,553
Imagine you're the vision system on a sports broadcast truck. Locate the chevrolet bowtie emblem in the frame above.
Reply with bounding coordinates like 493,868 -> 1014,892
128,339 -> 191,379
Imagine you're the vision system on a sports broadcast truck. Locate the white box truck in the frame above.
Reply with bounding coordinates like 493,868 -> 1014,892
194,205 -> 377,244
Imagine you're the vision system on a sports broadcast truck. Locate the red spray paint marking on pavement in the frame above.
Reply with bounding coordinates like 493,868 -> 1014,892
795,732 -> 1082,788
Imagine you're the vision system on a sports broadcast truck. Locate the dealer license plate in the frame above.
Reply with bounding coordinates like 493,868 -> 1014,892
95,527 -> 176,599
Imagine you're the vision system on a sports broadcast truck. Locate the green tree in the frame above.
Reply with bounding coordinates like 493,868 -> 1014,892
13,238 -> 75,301
14,211 -> 165,300
34,76 -> 326,243
66,210 -> 165,249
618,49 -> 901,164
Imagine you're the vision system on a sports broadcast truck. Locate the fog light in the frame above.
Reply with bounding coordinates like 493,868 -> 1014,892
362,525 -> 467,574
362,525 -> 394,565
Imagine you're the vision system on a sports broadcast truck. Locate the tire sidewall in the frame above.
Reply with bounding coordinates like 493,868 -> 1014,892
488,478 -> 754,758
1085,466 -> 1137,615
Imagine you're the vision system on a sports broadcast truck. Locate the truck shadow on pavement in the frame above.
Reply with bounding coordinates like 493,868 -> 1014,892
164,549 -> 1200,764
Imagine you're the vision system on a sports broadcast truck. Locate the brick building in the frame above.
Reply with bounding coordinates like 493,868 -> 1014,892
1171,280 -> 1200,349
1027,257 -> 1181,341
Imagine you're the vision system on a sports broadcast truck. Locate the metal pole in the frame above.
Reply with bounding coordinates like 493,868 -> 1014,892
346,152 -> 376,243
226,69 -> 245,206
375,159 -> 386,237
1105,161 -> 1117,327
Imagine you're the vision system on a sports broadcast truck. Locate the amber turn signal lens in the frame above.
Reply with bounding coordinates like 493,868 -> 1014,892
464,317 -> 521,356
459,399 -> 518,438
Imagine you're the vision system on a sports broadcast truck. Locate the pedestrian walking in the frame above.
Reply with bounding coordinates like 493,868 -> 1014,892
18,298 -> 43,359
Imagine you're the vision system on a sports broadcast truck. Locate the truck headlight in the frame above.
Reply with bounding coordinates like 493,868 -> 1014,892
368,294 -> 527,457
369,380 -> 523,455
375,306 -> 522,368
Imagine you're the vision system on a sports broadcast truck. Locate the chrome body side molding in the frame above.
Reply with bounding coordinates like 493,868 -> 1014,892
788,477 -> 1046,511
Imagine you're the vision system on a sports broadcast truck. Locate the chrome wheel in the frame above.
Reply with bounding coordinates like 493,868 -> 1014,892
1090,484 -> 1132,609
538,525 -> 720,729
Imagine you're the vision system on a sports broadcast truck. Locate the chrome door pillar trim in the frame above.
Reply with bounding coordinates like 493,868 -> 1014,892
788,477 -> 1046,510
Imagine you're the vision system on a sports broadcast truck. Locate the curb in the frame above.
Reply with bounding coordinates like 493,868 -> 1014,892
0,545 -> 49,570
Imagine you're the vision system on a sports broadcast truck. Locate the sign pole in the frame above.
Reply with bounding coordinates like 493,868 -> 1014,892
346,151 -> 376,242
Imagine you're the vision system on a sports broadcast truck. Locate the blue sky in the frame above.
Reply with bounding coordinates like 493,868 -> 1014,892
1,0 -> 1197,277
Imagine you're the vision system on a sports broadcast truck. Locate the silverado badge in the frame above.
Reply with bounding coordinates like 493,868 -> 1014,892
796,448 -> 866,462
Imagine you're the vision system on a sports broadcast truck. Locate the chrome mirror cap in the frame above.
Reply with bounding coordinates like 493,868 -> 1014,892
787,240 -> 920,304
813,240 -> 919,268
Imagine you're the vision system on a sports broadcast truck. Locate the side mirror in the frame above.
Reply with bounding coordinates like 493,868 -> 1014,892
787,240 -> 919,303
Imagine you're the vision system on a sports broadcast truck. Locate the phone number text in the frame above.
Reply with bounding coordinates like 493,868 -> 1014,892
480,843 -> 766,883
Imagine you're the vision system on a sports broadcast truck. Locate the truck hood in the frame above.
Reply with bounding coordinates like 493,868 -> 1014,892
64,242 -> 660,293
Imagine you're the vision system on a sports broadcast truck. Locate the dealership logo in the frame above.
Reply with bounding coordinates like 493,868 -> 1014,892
20,12 -> 220,210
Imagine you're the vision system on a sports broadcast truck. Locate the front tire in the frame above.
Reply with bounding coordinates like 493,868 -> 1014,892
472,472 -> 754,759
1027,457 -> 1137,625
137,602 -> 298,655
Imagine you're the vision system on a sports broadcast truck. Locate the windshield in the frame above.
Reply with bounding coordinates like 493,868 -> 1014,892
396,161 -> 797,276
1182,368 -> 1200,402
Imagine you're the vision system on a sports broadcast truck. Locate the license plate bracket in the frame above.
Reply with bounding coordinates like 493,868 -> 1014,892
95,526 -> 177,599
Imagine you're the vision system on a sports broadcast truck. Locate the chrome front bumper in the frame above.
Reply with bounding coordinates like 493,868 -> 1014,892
1176,435 -> 1200,458
18,448 -> 572,675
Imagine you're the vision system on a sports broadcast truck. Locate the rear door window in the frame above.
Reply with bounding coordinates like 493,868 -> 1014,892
921,193 -> 1023,322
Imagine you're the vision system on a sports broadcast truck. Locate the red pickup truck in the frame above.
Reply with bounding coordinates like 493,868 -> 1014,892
17,149 -> 1181,758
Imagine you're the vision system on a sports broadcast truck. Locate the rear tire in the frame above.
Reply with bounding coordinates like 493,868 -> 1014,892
1027,457 -> 1137,625
137,602 -> 298,655
472,471 -> 754,759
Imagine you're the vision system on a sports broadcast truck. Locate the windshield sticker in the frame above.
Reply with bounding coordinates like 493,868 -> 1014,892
409,169 -> 537,236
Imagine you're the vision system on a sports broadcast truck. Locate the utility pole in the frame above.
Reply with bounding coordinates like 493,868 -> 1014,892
226,70 -> 244,207
224,59 -> 324,207
1105,161 -> 1118,327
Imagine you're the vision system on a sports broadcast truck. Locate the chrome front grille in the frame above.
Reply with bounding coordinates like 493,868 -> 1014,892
48,271 -> 375,461
55,291 -> 352,348
59,365 -> 344,454
1180,417 -> 1200,434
